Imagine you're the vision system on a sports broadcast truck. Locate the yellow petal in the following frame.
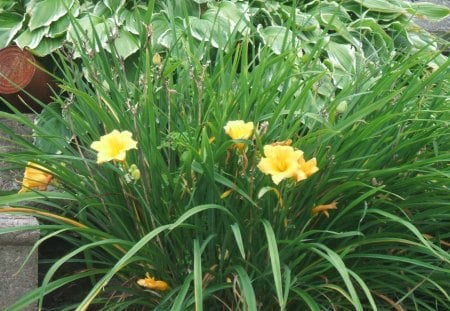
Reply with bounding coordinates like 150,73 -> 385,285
224,120 -> 254,140
91,130 -> 138,164
18,162 -> 53,193
258,145 -> 304,184
311,201 -> 338,217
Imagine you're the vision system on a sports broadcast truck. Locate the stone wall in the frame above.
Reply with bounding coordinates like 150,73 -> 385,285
1,115 -> 38,310
0,215 -> 39,311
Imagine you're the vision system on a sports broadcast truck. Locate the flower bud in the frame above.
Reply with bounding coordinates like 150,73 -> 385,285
152,53 -> 162,65
336,101 -> 348,114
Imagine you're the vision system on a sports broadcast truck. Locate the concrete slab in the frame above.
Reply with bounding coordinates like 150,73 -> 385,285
0,214 -> 39,311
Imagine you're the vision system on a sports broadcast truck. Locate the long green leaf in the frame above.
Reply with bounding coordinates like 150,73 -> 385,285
261,219 -> 284,310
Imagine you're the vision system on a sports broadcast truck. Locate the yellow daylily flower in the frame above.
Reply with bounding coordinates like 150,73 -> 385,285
224,120 -> 254,150
257,145 -> 304,185
298,155 -> 319,178
137,273 -> 170,291
18,162 -> 53,193
91,130 -> 137,164
311,201 -> 338,218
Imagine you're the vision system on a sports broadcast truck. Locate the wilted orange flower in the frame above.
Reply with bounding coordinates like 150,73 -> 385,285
137,273 -> 170,291
18,162 -> 53,193
311,201 -> 338,218
224,120 -> 254,150
257,145 -> 305,185
91,130 -> 137,164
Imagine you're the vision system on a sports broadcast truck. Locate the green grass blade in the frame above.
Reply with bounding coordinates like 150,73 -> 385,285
261,219 -> 284,310
234,265 -> 257,311
193,239 -> 203,311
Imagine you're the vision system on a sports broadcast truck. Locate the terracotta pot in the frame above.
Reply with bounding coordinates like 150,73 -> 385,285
0,46 -> 55,113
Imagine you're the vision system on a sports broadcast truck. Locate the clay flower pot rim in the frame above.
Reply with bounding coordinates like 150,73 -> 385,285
0,46 -> 37,94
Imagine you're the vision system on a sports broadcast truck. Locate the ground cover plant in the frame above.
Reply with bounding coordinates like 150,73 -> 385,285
1,0 -> 449,310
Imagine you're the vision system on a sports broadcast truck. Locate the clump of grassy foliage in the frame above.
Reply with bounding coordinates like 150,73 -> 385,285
1,1 -> 449,310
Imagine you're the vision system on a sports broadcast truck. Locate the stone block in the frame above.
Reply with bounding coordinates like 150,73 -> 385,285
0,115 -> 35,192
0,214 -> 39,311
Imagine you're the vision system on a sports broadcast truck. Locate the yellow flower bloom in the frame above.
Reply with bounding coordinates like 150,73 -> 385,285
311,201 -> 338,218
224,120 -> 254,150
257,145 -> 304,185
18,162 -> 53,193
298,155 -> 319,178
91,130 -> 137,164
137,273 -> 170,291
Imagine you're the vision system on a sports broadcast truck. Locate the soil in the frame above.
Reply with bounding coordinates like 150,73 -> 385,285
39,236 -> 93,310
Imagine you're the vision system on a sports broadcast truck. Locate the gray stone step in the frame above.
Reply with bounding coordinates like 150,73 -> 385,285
0,214 -> 39,311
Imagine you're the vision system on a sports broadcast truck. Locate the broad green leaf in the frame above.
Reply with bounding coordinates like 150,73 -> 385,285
28,0 -> 75,31
34,103 -> 72,154
0,12 -> 24,49
209,1 -> 250,34
202,11 -> 234,50
14,26 -> 48,49
189,16 -> 213,43
258,25 -> 300,55
110,28 -> 139,59
327,41 -> 355,73
31,36 -> 65,56
47,0 -> 80,38
121,8 -> 144,35
319,13 -> 358,46
294,11 -> 319,32
157,18 -> 184,50
67,14 -> 102,42
104,0 -> 125,14
407,2 -> 450,21
353,0 -> 406,14
151,12 -> 170,49
350,18 -> 393,49
48,15 -> 70,38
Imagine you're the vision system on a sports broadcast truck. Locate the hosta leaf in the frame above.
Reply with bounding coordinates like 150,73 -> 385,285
157,18 -> 185,50
122,8 -> 144,35
258,25 -> 300,55
0,12 -> 24,49
34,103 -> 72,155
67,14 -> 102,42
14,26 -> 48,49
189,16 -> 213,43
294,11 -> 319,32
202,10 -> 235,50
406,2 -> 450,21
104,0 -> 125,14
31,36 -> 65,56
48,0 -> 80,38
327,41 -> 356,73
350,18 -> 393,48
28,0 -> 75,31
356,0 -> 407,13
109,29 -> 139,59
